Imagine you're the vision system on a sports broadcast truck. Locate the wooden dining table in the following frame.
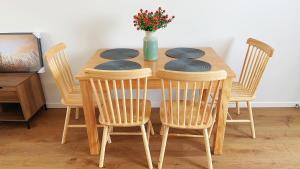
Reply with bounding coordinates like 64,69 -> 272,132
75,47 -> 236,155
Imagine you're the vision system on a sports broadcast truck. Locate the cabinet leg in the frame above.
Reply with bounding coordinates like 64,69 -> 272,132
26,121 -> 31,129
43,104 -> 48,111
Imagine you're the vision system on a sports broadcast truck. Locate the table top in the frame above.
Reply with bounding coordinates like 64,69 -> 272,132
0,73 -> 34,87
75,47 -> 236,80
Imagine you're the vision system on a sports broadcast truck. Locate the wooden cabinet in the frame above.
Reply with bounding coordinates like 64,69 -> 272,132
0,87 -> 19,102
0,73 -> 46,128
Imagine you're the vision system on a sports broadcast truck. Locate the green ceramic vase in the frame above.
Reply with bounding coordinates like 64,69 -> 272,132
143,31 -> 158,61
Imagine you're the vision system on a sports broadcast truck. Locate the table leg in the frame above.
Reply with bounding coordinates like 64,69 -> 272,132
213,78 -> 232,155
80,80 -> 100,155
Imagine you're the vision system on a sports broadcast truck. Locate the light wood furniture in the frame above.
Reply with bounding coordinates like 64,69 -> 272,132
45,43 -> 84,144
227,38 -> 274,138
2,107 -> 300,169
157,70 -> 227,169
45,43 -> 154,145
0,73 -> 46,128
85,68 -> 153,169
76,47 -> 236,155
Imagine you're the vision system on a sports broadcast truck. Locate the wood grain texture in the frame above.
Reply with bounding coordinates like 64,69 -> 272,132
228,38 -> 274,139
158,70 -> 226,129
17,74 -> 44,120
76,47 -> 236,82
0,73 -> 29,87
213,78 -> 233,154
157,70 -> 226,169
0,73 -> 45,121
45,43 -> 154,151
0,89 -> 18,102
231,38 -> 274,101
45,43 -> 81,106
86,68 -> 154,168
76,47 -> 236,155
80,80 -> 100,155
0,107 -> 299,169
45,43 -> 87,145
87,68 -> 152,126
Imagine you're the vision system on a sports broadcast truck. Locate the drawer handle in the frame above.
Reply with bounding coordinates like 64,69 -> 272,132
0,87 -> 2,89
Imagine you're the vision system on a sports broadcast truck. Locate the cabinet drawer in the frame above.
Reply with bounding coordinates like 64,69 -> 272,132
0,87 -> 18,102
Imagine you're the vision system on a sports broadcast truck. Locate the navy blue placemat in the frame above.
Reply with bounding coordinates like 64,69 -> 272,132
164,59 -> 211,72
100,48 -> 139,60
166,48 -> 205,59
95,60 -> 141,70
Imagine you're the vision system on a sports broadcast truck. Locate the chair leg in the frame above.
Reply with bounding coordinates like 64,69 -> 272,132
208,126 -> 214,139
140,125 -> 153,169
99,126 -> 109,168
147,122 -> 151,143
236,101 -> 240,115
61,106 -> 71,144
75,107 -> 79,119
208,107 -> 217,138
107,126 -> 112,144
149,120 -> 155,135
158,125 -> 169,169
203,129 -> 213,169
247,101 -> 256,139
159,126 -> 164,135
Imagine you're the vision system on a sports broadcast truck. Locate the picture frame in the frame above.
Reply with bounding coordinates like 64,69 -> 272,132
0,32 -> 43,73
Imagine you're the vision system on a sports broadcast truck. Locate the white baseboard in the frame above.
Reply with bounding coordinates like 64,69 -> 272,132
46,103 -> 66,108
47,101 -> 299,108
228,102 -> 299,108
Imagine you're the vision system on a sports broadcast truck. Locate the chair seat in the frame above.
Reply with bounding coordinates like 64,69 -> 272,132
72,85 -> 81,92
160,100 -> 213,129
230,82 -> 255,101
61,85 -> 83,106
99,99 -> 152,127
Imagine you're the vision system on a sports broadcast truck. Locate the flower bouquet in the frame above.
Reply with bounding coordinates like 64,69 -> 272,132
133,7 -> 175,61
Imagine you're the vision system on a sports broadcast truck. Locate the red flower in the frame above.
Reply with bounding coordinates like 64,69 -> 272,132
133,7 -> 174,31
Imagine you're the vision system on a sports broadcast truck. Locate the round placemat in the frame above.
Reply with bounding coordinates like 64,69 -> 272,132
95,60 -> 141,70
100,48 -> 139,60
165,48 -> 205,59
164,59 -> 211,72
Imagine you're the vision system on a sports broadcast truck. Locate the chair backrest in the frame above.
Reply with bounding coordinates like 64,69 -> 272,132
45,43 -> 76,102
85,68 -> 152,126
239,38 -> 274,95
157,70 -> 227,128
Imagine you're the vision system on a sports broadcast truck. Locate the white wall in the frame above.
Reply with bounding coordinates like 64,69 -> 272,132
1,0 -> 299,107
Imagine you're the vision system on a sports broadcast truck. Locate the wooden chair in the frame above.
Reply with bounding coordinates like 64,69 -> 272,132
85,68 -> 154,169
227,38 -> 274,138
45,43 -> 85,144
157,70 -> 227,169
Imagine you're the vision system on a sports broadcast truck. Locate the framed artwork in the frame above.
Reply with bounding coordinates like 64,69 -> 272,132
0,33 -> 43,73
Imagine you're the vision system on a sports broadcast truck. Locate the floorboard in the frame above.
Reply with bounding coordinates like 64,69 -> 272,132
0,107 -> 300,169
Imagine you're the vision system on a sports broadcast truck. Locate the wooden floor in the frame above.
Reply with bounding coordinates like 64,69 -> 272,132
0,107 -> 300,169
